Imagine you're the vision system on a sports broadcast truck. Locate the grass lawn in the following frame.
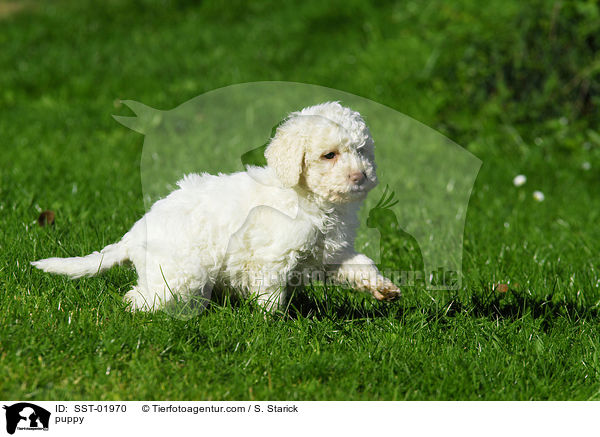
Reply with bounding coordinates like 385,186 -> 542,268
1,0 -> 600,400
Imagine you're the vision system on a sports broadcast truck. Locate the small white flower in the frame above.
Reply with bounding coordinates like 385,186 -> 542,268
533,191 -> 545,202
513,175 -> 527,187
582,162 -> 591,171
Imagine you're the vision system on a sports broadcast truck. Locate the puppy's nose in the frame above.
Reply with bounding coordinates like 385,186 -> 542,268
349,171 -> 366,185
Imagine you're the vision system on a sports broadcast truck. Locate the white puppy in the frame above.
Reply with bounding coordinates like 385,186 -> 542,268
32,102 -> 400,311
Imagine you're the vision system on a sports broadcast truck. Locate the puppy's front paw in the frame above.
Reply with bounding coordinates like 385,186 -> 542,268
371,280 -> 401,302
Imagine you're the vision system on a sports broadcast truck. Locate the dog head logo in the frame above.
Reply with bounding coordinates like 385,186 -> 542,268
113,82 -> 481,316
3,403 -> 50,435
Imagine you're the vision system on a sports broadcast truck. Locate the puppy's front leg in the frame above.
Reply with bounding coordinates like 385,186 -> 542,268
332,252 -> 400,301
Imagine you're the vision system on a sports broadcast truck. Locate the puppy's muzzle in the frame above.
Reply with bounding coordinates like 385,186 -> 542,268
348,171 -> 367,185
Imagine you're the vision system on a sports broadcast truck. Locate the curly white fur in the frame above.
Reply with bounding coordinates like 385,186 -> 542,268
32,102 -> 400,312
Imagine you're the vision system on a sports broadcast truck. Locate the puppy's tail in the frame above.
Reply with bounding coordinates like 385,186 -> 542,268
31,241 -> 129,279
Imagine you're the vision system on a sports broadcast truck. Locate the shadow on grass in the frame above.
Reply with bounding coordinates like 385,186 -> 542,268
283,282 -> 600,328
465,282 -> 599,325
104,273 -> 599,328
284,285 -> 406,323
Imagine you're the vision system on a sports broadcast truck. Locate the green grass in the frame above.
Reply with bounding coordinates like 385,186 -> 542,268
1,0 -> 600,400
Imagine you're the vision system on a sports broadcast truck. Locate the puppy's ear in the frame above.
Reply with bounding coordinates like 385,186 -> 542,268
265,124 -> 305,187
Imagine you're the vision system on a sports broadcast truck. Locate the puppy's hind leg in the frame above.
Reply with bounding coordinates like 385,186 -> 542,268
124,285 -> 156,312
254,285 -> 288,313
123,268 -> 179,312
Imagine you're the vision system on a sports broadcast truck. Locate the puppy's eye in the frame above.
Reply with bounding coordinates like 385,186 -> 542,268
322,152 -> 337,160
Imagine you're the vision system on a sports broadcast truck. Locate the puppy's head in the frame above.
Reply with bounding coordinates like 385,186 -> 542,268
265,102 -> 377,204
